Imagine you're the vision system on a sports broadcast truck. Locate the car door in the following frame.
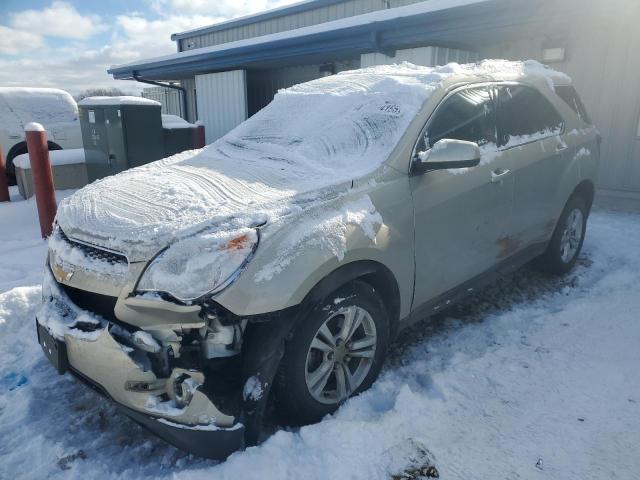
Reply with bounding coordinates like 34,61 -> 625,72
495,84 -> 568,247
410,84 -> 515,309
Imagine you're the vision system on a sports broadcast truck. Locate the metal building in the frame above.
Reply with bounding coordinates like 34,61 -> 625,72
108,0 -> 640,201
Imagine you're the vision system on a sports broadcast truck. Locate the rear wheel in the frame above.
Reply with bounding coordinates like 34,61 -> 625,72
275,281 -> 389,425
5,141 -> 62,186
536,194 -> 588,274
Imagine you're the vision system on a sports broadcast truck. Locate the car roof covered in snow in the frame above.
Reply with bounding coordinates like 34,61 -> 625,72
0,87 -> 78,129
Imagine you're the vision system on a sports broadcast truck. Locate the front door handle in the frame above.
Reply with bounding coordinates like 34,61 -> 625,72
555,142 -> 568,154
491,168 -> 511,183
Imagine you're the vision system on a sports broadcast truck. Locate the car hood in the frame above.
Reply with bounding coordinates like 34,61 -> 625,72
55,149 -> 350,261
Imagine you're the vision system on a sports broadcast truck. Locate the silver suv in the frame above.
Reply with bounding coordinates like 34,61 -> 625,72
37,61 -> 599,459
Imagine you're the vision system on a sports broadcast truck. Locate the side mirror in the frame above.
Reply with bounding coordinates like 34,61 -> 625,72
412,139 -> 481,174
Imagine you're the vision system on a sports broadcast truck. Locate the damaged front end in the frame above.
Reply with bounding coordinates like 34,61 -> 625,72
37,231 -> 296,459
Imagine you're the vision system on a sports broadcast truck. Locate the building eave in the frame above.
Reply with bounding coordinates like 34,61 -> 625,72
109,0 -> 545,81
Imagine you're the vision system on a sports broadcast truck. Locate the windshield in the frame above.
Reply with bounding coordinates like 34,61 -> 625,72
185,65 -> 439,186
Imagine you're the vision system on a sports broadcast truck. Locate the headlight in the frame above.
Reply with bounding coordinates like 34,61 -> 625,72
136,228 -> 258,302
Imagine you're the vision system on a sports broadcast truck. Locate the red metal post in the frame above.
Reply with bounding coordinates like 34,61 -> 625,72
0,146 -> 9,202
195,123 -> 206,149
25,123 -> 57,238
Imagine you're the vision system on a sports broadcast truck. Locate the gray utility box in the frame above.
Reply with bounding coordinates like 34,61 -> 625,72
163,126 -> 198,157
78,97 -> 164,182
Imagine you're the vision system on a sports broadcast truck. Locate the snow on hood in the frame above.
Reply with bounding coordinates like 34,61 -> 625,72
55,60 -> 568,257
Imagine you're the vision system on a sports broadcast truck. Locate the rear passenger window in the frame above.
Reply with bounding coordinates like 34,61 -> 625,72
423,86 -> 497,150
555,85 -> 592,125
497,85 -> 564,147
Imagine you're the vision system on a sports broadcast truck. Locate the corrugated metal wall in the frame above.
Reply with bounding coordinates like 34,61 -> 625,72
195,70 -> 248,143
179,0 -> 423,51
246,59 -> 360,115
478,3 -> 640,194
141,86 -> 183,116
361,46 -> 479,68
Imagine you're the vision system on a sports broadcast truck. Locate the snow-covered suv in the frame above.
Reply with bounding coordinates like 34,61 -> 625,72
36,60 -> 599,459
0,88 -> 82,184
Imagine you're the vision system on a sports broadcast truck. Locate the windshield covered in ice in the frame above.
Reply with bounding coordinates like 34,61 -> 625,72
185,64 -> 443,183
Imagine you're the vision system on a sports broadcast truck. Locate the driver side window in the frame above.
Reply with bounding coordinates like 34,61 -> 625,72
418,86 -> 497,152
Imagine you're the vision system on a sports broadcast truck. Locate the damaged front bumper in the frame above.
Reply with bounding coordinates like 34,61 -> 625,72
36,268 -> 245,460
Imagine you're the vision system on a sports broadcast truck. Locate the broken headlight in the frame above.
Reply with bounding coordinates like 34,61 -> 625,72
136,228 -> 258,302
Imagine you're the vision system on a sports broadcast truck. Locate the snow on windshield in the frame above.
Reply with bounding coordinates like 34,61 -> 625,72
185,62 -> 444,186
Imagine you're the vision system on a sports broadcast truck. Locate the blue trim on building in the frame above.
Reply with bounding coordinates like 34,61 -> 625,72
109,0 -> 542,81
170,0 -> 345,41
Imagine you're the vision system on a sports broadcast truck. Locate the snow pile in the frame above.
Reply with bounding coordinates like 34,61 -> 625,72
77,96 -> 160,107
13,148 -> 86,170
162,114 -> 196,129
57,61 -> 567,259
0,87 -> 78,132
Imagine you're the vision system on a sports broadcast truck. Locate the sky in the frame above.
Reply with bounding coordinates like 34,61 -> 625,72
0,0 -> 300,95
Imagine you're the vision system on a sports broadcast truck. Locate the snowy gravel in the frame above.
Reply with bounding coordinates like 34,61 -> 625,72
1,187 -> 639,479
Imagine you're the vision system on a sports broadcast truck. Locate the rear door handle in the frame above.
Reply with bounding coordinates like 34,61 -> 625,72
491,168 -> 511,183
555,142 -> 568,154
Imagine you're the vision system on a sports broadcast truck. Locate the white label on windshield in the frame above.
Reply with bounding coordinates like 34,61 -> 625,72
88,110 -> 95,124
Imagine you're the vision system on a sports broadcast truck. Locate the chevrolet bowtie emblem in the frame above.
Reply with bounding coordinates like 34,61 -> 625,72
52,262 -> 74,282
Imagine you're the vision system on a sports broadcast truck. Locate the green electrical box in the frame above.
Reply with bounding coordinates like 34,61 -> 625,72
78,97 -> 164,182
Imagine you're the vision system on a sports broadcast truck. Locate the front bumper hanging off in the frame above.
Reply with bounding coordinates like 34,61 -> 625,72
36,272 -> 246,460
35,319 -> 246,459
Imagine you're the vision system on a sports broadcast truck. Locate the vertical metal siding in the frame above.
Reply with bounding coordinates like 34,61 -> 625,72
361,46 -> 478,68
477,2 -> 640,193
179,0 -> 426,50
195,70 -> 248,144
141,87 -> 183,117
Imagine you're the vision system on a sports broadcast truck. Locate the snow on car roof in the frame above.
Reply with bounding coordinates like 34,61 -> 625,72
0,87 -> 78,130
77,96 -> 160,107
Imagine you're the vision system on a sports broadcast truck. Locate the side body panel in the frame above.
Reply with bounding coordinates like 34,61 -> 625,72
410,149 -> 515,306
212,168 -> 416,319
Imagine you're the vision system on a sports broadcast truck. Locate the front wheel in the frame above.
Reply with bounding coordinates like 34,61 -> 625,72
536,194 -> 588,274
274,281 -> 389,426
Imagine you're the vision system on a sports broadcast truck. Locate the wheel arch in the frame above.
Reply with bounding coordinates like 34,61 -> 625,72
573,179 -> 595,212
6,140 -> 63,163
300,260 -> 402,337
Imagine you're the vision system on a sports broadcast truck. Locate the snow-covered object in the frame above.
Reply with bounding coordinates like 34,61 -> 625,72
23,122 -> 45,132
13,148 -> 86,170
161,114 -> 196,129
0,87 -> 78,132
77,96 -> 160,107
56,61 -> 569,258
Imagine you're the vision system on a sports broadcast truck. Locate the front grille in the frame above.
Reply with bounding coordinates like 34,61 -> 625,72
60,283 -> 118,322
59,229 -> 128,266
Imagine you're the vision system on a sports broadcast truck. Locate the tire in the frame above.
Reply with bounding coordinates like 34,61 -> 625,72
5,141 -> 62,186
274,280 -> 390,426
536,194 -> 589,274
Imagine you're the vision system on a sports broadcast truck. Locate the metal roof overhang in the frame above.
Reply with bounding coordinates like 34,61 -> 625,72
108,0 -> 546,81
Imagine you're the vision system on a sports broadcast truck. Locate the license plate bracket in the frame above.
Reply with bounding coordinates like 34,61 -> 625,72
37,321 -> 69,374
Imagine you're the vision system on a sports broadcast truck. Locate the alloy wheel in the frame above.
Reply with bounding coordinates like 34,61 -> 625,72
304,305 -> 377,405
560,208 -> 584,263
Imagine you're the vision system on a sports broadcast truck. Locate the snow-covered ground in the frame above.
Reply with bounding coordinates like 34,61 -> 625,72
1,185 -> 639,479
